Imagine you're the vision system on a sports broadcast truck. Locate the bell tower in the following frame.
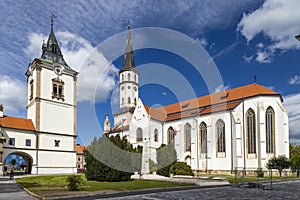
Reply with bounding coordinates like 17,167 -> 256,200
119,21 -> 139,108
25,16 -> 78,174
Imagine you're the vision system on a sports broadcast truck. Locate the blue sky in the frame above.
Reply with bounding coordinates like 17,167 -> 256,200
1,0 -> 300,145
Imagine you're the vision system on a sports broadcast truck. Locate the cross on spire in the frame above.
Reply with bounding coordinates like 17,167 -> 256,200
50,14 -> 57,27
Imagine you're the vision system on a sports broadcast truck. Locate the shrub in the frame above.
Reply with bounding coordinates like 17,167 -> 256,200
175,162 -> 193,176
66,175 -> 82,191
149,159 -> 158,173
256,168 -> 264,178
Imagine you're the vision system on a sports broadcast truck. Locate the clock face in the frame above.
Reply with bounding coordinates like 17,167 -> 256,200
54,66 -> 62,75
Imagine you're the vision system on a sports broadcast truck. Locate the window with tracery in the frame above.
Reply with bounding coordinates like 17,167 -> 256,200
247,109 -> 256,154
266,107 -> 275,154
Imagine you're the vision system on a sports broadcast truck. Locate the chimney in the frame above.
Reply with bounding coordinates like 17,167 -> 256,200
0,104 -> 3,118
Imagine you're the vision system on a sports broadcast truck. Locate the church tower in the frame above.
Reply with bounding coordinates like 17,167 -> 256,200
119,21 -> 139,108
25,16 -> 78,174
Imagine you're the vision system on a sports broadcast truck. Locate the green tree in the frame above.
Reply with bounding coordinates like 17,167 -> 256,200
290,144 -> 300,178
156,143 -> 177,177
266,155 -> 291,180
84,134 -> 142,182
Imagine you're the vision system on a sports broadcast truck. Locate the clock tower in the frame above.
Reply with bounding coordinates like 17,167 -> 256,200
25,16 -> 78,174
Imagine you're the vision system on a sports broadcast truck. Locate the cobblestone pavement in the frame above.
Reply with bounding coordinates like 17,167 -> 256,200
106,180 -> 300,200
0,177 -> 36,200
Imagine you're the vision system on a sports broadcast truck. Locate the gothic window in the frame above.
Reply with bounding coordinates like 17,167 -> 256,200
30,80 -> 34,100
136,128 -> 143,142
246,109 -> 256,154
216,120 -> 225,154
154,129 -> 158,142
167,127 -> 175,144
266,107 -> 275,154
184,123 -> 191,152
52,78 -> 64,100
128,73 -> 131,81
128,97 -> 131,104
199,122 -> 207,154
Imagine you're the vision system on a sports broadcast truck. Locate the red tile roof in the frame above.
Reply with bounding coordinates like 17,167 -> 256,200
0,116 -> 35,131
76,145 -> 87,153
145,84 -> 280,122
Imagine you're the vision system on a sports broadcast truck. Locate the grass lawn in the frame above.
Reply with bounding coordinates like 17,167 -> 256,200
194,173 -> 298,184
16,174 -> 193,197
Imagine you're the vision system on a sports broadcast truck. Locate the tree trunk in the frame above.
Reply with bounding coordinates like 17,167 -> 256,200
279,170 -> 282,181
297,169 -> 299,178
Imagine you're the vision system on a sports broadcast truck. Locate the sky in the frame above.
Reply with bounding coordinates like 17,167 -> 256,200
0,0 -> 300,145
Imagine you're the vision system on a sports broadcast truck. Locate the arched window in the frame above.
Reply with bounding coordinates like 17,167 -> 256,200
128,97 -> 131,104
53,84 -> 57,94
134,98 -> 137,105
122,98 -> 124,105
134,74 -> 137,82
122,74 -> 124,81
58,85 -> 63,96
167,127 -> 174,144
128,73 -> 131,81
246,109 -> 256,154
199,122 -> 207,154
266,107 -> 275,154
136,128 -> 143,142
184,123 -> 191,152
154,129 -> 158,142
216,120 -> 225,154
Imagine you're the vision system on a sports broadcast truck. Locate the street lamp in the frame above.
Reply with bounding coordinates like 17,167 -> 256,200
295,35 -> 300,41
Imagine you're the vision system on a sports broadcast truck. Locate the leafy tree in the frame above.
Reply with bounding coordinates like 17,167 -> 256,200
290,144 -> 300,178
156,143 -> 177,177
266,155 -> 291,180
84,134 -> 142,182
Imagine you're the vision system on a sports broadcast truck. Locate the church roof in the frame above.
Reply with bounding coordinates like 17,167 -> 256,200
40,16 -> 74,71
119,21 -> 137,74
0,116 -> 35,131
145,83 -> 281,122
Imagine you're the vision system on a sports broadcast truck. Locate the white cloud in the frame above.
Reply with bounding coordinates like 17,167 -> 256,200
162,92 -> 167,96
289,75 -> 300,85
243,55 -> 254,63
24,31 -> 119,103
255,50 -> 273,63
195,37 -> 208,48
238,0 -> 300,50
256,43 -> 264,48
283,93 -> 300,143
0,75 -> 26,115
213,84 -> 230,93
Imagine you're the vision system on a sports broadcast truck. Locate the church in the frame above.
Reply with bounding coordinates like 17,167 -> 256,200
0,18 -> 77,175
105,23 -> 290,174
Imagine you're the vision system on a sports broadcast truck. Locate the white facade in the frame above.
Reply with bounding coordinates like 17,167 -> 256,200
108,24 -> 289,174
0,21 -> 78,175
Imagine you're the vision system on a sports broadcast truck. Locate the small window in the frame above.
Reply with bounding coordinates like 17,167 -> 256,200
54,140 -> 60,147
122,74 -> 124,81
134,74 -> 137,82
78,157 -> 80,161
58,85 -> 63,96
9,138 -> 15,146
154,129 -> 158,142
128,73 -> 131,81
53,84 -> 57,94
78,164 -> 80,168
122,98 -> 124,105
25,139 -> 31,147
128,97 -> 131,104
30,80 -> 34,100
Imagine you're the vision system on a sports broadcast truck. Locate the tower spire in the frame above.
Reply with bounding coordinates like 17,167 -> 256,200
40,15 -> 73,70
120,20 -> 137,73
